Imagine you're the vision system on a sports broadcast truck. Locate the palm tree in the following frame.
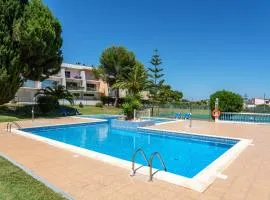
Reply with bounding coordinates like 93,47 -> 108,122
35,85 -> 74,105
113,61 -> 150,96
92,65 -> 106,81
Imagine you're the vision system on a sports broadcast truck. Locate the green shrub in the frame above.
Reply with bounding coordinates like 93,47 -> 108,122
122,95 -> 142,120
100,96 -> 116,106
37,96 -> 57,114
95,102 -> 103,108
210,90 -> 243,112
100,96 -> 108,105
79,102 -> 84,108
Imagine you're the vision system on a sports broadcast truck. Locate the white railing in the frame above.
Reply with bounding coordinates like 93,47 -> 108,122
219,112 -> 270,123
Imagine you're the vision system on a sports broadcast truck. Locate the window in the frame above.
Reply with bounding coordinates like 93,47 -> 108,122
84,93 -> 94,97
87,83 -> 96,91
66,82 -> 79,90
65,71 -> 70,78
41,80 -> 58,88
23,80 -> 35,88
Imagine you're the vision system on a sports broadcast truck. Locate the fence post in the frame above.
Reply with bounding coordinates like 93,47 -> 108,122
134,109 -> 136,120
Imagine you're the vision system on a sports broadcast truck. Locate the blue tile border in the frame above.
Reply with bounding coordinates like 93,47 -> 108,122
21,121 -> 107,132
138,128 -> 239,145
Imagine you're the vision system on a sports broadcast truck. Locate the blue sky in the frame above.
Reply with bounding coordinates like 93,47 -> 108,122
44,0 -> 270,100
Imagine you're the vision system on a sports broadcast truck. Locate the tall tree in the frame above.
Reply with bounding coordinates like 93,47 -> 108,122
148,49 -> 165,113
0,0 -> 26,104
99,46 -> 136,106
148,49 -> 164,87
0,0 -> 63,105
92,65 -> 106,81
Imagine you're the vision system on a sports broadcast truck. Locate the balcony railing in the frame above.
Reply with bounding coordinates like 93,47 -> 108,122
87,87 -> 97,91
66,86 -> 84,90
66,75 -> 82,79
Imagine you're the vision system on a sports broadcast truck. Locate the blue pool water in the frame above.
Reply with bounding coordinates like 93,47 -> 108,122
22,121 -> 238,178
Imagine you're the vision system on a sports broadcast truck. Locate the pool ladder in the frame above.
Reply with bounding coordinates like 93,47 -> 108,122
6,122 -> 21,132
130,148 -> 167,181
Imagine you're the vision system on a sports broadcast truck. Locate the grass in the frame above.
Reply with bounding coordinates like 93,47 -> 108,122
0,105 -> 122,123
0,104 -> 210,122
73,105 -> 121,115
0,115 -> 21,122
0,156 -> 66,200
154,108 -> 211,120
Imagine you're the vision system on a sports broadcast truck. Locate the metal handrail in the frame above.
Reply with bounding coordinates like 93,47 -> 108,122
6,122 -> 21,132
6,123 -> 10,131
130,148 -> 150,176
149,152 -> 167,181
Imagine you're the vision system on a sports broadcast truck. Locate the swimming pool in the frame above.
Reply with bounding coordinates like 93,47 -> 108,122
21,121 -> 238,178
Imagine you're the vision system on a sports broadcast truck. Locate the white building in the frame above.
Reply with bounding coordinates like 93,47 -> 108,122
15,63 -> 109,105
251,98 -> 270,106
245,98 -> 270,108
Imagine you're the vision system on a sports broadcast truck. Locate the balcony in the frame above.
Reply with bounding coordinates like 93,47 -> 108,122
86,87 -> 97,92
66,86 -> 84,91
66,81 -> 84,91
66,75 -> 82,79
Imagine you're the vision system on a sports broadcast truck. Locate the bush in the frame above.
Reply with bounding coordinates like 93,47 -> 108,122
210,90 -> 243,112
95,102 -> 103,108
0,105 -> 33,116
100,96 -> 117,106
37,95 -> 57,114
79,102 -> 84,108
122,95 -> 142,120
100,96 -> 108,105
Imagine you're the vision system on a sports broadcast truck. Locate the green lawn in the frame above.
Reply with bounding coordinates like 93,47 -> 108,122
0,156 -> 66,200
0,105 -> 122,123
0,115 -> 21,123
154,108 -> 211,120
73,105 -> 121,115
0,104 -> 210,122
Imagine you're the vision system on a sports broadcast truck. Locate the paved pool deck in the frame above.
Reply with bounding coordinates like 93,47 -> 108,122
0,117 -> 269,200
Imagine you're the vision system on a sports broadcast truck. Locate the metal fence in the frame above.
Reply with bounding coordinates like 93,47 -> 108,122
149,103 -> 211,120
219,112 -> 270,123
